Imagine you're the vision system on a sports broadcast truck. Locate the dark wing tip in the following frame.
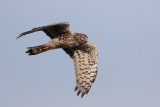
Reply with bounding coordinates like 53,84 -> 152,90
77,90 -> 82,96
74,86 -> 79,91
16,33 -> 24,39
81,92 -> 85,98
16,27 -> 43,39
16,29 -> 36,39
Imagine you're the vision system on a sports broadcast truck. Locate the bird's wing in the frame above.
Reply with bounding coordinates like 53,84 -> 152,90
17,22 -> 74,39
64,43 -> 98,97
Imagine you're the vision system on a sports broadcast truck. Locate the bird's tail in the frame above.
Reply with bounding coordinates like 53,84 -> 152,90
26,45 -> 51,55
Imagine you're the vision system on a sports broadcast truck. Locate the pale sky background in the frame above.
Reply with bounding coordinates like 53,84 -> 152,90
0,0 -> 160,107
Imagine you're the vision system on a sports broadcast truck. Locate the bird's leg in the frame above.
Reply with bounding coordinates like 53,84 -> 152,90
26,44 -> 51,55
25,38 -> 61,55
26,34 -> 79,55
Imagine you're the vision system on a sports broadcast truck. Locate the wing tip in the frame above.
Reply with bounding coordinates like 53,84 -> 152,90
16,34 -> 23,39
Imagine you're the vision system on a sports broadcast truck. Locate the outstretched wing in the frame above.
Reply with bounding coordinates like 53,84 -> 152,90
17,22 -> 74,39
64,43 -> 98,98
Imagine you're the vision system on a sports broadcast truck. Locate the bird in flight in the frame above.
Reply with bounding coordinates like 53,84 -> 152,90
17,22 -> 98,98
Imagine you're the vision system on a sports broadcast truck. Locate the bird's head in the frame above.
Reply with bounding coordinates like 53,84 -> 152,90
75,33 -> 88,45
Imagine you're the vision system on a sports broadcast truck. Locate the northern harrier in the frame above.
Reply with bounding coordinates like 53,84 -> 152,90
17,22 -> 98,98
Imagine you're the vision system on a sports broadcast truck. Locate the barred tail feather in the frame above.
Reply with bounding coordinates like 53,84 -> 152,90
26,45 -> 50,55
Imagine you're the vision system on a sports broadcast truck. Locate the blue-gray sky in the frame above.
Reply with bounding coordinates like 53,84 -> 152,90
0,0 -> 160,107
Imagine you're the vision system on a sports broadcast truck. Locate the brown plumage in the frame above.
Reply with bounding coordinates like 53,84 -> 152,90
17,22 -> 98,98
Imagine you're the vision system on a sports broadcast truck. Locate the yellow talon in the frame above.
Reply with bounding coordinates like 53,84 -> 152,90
43,46 -> 49,50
